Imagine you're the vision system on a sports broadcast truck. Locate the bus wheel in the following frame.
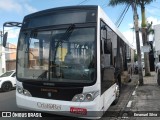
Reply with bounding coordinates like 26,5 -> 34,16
112,82 -> 120,105
1,82 -> 12,92
157,70 -> 160,85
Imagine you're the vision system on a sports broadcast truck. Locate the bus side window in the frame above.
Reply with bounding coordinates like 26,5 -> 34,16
100,31 -> 112,67
100,21 -> 114,95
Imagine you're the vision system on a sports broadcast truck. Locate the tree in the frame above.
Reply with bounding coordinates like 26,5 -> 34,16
108,0 -> 155,79
138,0 -> 154,76
134,51 -> 138,62
109,0 -> 145,85
146,21 -> 154,36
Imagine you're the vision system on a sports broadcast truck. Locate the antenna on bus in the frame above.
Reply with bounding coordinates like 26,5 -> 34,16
3,22 -> 22,47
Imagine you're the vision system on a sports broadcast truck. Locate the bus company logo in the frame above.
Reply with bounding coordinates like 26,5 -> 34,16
41,88 -> 58,93
37,102 -> 61,110
48,92 -> 51,97
43,83 -> 55,86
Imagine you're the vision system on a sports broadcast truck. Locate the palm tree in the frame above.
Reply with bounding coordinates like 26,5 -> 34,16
108,0 -> 155,76
147,21 -> 154,36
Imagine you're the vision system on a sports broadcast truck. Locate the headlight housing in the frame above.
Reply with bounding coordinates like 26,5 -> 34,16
72,91 -> 99,102
17,86 -> 32,97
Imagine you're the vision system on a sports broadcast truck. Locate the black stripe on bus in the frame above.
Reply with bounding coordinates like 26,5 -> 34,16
23,82 -> 83,101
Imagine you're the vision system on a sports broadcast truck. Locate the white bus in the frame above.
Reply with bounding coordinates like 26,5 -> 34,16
3,5 -> 134,118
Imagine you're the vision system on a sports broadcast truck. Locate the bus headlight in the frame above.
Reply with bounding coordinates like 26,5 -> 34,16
17,87 -> 23,94
23,89 -> 32,97
86,93 -> 93,101
17,86 -> 32,97
79,94 -> 85,101
72,91 -> 99,102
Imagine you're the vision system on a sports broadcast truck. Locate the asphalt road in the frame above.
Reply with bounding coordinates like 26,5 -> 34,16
0,78 -> 137,120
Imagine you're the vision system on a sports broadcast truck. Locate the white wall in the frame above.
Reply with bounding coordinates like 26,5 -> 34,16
154,24 -> 160,52
0,45 -> 6,75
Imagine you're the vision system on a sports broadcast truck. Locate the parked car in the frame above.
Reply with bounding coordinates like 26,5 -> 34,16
134,61 -> 145,74
0,70 -> 16,92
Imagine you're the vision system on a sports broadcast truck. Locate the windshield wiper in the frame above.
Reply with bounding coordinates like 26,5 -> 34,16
61,24 -> 75,41
55,24 -> 75,46
53,24 -> 75,63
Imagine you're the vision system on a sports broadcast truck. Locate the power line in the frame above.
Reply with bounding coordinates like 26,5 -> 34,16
114,5 -> 126,23
102,2 -> 130,27
148,5 -> 160,9
102,1 -> 109,8
115,4 -> 128,26
117,4 -> 130,27
78,0 -> 90,5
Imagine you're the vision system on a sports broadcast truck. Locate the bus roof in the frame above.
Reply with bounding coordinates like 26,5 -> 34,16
24,5 -> 98,20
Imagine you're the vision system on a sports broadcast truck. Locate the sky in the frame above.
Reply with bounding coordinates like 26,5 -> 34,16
0,0 -> 160,48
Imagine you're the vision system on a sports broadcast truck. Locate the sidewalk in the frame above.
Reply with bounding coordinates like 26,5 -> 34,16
143,71 -> 157,85
128,72 -> 160,120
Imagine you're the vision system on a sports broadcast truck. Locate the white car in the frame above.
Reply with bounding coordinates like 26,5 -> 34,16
0,70 -> 16,92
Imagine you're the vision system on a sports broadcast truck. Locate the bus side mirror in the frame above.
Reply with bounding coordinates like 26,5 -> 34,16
3,32 -> 8,47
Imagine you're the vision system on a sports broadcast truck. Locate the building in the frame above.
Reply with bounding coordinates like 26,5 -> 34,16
5,43 -> 16,71
154,24 -> 160,63
0,43 -> 17,75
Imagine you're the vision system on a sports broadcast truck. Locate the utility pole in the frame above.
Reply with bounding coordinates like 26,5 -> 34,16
131,0 -> 144,85
0,31 -> 3,74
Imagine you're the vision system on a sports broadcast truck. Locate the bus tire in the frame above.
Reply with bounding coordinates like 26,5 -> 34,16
112,76 -> 121,105
157,70 -> 160,85
1,82 -> 12,92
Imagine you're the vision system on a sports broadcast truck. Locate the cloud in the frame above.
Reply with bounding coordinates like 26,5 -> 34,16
0,0 -> 22,13
128,23 -> 134,28
0,0 -> 37,14
0,0 -> 37,41
0,26 -> 19,45
7,29 -> 20,39
1,27 -> 20,41
146,16 -> 160,26
122,30 -> 143,49
146,7 -> 160,17
124,15 -> 160,49
24,4 -> 38,14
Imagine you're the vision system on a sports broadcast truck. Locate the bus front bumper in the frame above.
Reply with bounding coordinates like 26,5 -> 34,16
16,92 -> 102,118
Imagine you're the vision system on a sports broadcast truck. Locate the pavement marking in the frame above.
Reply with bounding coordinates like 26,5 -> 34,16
136,85 -> 138,89
132,90 -> 136,96
126,101 -> 132,108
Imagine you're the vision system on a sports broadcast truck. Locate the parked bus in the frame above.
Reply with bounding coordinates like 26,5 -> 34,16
3,5 -> 134,118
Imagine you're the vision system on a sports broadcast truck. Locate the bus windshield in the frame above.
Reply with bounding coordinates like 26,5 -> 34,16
17,27 -> 96,84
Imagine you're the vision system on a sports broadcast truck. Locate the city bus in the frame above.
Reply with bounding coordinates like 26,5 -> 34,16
3,5 -> 134,118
